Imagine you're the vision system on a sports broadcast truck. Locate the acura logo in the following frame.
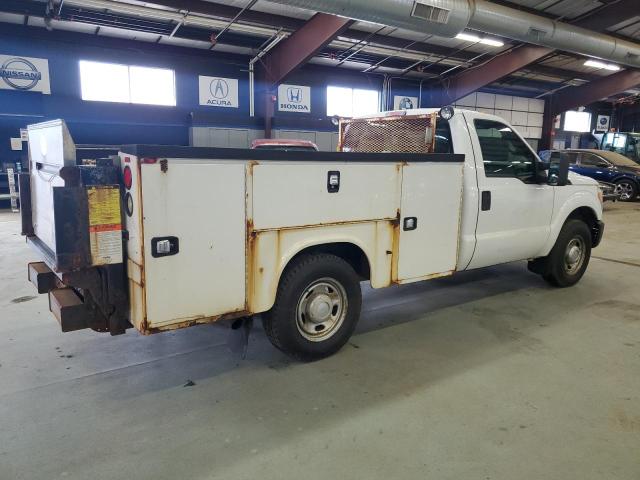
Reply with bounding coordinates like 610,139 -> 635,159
0,57 -> 41,90
210,78 -> 229,99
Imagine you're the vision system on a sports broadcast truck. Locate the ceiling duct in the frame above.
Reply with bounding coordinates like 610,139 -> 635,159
266,0 -> 640,68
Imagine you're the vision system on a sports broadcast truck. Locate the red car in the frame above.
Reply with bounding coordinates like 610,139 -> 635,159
250,139 -> 319,152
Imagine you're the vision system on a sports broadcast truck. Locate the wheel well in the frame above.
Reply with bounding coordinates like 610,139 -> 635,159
566,207 -> 599,245
615,176 -> 638,186
287,243 -> 371,281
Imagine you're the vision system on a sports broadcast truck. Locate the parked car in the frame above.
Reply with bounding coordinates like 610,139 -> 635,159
251,139 -> 319,152
539,149 -> 640,201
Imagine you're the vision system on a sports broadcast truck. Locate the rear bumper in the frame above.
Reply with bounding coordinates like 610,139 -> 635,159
593,220 -> 605,248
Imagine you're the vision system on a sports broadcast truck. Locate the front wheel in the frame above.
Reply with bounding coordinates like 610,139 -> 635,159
534,219 -> 592,288
262,253 -> 362,361
615,179 -> 638,202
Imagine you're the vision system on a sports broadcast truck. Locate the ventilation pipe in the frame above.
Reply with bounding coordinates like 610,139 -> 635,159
266,0 -> 640,68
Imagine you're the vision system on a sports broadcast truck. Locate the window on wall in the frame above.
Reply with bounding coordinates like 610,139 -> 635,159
326,86 -> 379,117
79,60 -> 176,106
563,111 -> 591,132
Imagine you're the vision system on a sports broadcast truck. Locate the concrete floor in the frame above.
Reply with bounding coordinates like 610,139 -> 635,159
1,203 -> 639,480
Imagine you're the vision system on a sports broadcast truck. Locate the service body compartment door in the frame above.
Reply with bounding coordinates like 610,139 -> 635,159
396,163 -> 463,283
140,161 -> 246,330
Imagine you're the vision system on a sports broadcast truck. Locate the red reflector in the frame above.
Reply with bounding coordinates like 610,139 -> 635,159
124,156 -> 131,163
123,166 -> 133,190
141,157 -> 158,164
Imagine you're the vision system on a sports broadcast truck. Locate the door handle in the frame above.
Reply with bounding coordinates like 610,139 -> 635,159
481,191 -> 491,211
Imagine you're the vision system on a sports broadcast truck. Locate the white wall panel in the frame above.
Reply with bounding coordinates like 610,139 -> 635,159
495,94 -> 513,110
513,96 -> 529,112
476,92 -> 495,109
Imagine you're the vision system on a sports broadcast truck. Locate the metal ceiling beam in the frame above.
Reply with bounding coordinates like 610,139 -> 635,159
540,69 -> 640,149
434,0 -> 639,105
548,69 -> 640,116
259,13 -> 353,87
436,45 -> 553,105
257,13 -> 353,137
571,0 -> 640,32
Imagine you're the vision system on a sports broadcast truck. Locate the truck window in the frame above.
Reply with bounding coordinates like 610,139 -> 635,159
474,119 -> 536,181
434,119 -> 453,153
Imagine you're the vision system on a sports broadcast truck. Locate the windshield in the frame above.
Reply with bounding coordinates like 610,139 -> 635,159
602,132 -> 640,161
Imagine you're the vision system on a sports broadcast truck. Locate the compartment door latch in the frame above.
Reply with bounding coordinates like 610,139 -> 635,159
151,236 -> 179,258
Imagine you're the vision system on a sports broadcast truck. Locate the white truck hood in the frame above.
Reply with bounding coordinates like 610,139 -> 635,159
568,171 -> 598,186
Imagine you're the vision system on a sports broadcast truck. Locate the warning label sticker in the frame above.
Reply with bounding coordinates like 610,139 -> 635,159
87,186 -> 123,265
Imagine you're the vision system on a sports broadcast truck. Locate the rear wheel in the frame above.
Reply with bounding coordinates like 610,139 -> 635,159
262,253 -> 362,361
535,219 -> 592,288
615,179 -> 638,202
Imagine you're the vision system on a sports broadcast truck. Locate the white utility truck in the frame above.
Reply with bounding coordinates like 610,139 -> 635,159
21,108 -> 604,360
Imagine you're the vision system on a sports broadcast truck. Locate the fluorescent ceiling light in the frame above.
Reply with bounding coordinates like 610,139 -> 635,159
455,33 -> 503,47
480,38 -> 504,47
584,59 -> 621,71
456,33 -> 480,42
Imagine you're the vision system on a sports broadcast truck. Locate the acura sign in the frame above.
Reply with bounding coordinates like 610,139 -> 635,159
0,55 -> 51,94
199,75 -> 238,108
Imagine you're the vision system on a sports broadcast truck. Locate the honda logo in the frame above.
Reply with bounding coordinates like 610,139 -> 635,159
287,87 -> 302,103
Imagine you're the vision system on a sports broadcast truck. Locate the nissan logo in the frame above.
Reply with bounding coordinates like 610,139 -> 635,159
0,57 -> 42,91
210,78 -> 229,99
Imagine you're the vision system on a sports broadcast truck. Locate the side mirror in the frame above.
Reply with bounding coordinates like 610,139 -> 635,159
548,155 -> 569,186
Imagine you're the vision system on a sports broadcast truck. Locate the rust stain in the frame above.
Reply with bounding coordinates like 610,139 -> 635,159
247,160 -> 259,176
253,217 -> 397,234
144,309 -> 250,334
135,157 -> 149,332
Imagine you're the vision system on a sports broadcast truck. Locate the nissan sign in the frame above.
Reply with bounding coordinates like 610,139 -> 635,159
0,55 -> 51,94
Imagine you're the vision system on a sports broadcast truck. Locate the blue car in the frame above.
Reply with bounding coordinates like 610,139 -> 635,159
539,149 -> 640,202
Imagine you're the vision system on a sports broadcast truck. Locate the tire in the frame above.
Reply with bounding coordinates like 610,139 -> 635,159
262,253 -> 362,361
615,179 -> 638,202
537,219 -> 592,288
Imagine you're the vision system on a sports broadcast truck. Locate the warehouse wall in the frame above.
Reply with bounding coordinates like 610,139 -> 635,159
1,22 -> 546,161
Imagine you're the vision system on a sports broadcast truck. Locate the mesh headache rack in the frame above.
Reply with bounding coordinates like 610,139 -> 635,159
339,113 -> 437,153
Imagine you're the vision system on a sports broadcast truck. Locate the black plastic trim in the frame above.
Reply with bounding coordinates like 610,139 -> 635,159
119,145 -> 465,163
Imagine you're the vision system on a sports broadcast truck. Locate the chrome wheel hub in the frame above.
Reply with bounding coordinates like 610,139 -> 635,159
564,237 -> 585,275
296,278 -> 347,342
616,182 -> 634,201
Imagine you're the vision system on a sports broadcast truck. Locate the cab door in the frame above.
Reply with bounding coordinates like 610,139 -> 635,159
465,113 -> 554,269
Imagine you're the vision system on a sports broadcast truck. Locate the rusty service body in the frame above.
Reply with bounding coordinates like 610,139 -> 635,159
21,109 -> 604,360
